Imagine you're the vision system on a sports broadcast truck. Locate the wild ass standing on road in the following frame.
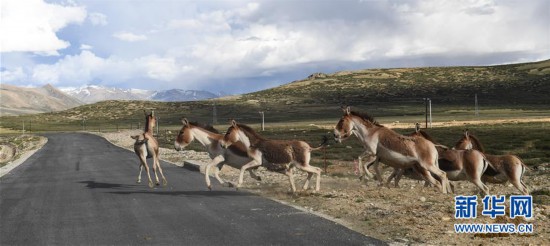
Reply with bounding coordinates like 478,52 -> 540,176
131,110 -> 167,187
222,120 -> 327,192
387,125 -> 491,194
454,130 -> 529,195
333,107 -> 450,193
174,118 -> 263,190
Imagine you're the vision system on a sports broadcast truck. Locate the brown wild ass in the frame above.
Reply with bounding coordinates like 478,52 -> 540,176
387,125 -> 491,194
131,110 -> 167,187
333,107 -> 450,193
173,118 -> 262,190
222,120 -> 327,192
455,130 -> 529,195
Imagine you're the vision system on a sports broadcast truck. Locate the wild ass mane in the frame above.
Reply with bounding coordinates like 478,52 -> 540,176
349,111 -> 383,127
236,123 -> 266,141
412,130 -> 439,144
188,121 -> 219,134
456,133 -> 486,153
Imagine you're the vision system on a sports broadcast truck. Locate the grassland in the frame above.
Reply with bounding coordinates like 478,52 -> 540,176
1,59 -> 549,166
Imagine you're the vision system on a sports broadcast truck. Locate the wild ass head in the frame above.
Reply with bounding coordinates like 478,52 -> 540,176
143,110 -> 157,133
334,106 -> 354,143
174,118 -> 220,151
174,118 -> 193,151
222,120 -> 259,148
454,129 -> 485,152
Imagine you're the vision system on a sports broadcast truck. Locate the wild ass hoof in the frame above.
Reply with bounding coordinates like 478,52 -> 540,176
207,185 -> 212,191
148,181 -> 154,188
255,177 -> 262,181
162,179 -> 168,186
136,180 -> 141,184
227,182 -> 235,188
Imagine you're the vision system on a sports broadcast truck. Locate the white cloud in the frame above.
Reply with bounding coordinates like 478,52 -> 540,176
2,0 -> 548,93
88,12 -> 108,26
113,32 -> 148,42
1,67 -> 27,82
80,44 -> 93,50
0,0 -> 86,55
29,50 -> 190,87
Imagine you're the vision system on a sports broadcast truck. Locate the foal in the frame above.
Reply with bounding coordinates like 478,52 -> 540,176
388,126 -> 491,194
223,120 -> 327,192
174,118 -> 262,190
131,110 -> 167,187
455,130 -> 529,195
333,107 -> 450,193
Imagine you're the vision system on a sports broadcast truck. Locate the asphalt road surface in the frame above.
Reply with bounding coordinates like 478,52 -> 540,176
0,133 -> 384,245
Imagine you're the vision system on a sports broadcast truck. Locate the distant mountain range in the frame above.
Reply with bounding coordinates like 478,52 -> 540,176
0,84 -> 83,116
60,85 -> 223,103
1,84 -> 224,116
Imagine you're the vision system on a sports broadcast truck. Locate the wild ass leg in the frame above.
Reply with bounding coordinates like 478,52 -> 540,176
154,154 -> 168,186
284,167 -> 297,193
299,165 -> 322,191
237,160 -> 262,189
413,162 -> 446,193
466,158 -> 490,195
508,163 -> 529,195
152,155 -> 161,185
358,153 -> 376,181
204,156 -> 225,190
138,154 -> 154,188
372,158 -> 387,187
248,169 -> 262,181
137,164 -> 143,184
386,168 -> 403,188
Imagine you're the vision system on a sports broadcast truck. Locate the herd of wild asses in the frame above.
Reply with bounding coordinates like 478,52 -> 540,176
132,107 -> 529,195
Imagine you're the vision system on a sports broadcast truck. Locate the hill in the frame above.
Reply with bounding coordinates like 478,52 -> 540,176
245,59 -> 550,105
0,84 -> 83,116
1,59 -> 549,130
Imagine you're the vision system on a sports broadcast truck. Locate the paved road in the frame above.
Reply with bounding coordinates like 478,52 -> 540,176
0,133 -> 384,245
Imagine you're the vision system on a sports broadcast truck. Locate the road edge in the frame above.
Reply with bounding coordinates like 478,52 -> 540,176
0,137 -> 48,178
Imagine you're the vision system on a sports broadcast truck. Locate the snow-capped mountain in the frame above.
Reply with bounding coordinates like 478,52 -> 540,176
150,89 -> 218,102
60,85 -> 222,103
60,85 -> 154,103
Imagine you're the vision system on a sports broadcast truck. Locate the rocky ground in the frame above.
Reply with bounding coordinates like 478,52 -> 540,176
96,130 -> 550,245
5,130 -> 548,245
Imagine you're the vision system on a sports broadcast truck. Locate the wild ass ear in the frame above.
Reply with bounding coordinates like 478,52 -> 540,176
415,122 -> 420,132
344,106 -> 351,115
463,129 -> 469,137
181,118 -> 189,126
230,119 -> 238,127
151,110 -> 155,117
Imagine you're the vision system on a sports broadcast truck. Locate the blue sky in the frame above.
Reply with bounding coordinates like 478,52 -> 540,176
1,0 -> 549,94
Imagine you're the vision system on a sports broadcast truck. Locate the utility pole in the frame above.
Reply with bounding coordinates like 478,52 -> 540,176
428,98 -> 432,128
22,120 -> 25,133
475,93 -> 479,117
212,102 -> 218,125
422,98 -> 432,129
259,111 -> 265,131
29,120 -> 32,132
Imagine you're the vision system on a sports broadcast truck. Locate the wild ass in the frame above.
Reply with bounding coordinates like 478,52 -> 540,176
333,107 -> 450,193
455,130 -> 529,195
222,120 -> 327,192
173,118 -> 262,190
387,125 -> 491,194
130,110 -> 167,187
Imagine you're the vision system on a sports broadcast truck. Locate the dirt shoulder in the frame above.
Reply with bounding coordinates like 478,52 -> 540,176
98,130 -> 549,245
0,134 -> 48,177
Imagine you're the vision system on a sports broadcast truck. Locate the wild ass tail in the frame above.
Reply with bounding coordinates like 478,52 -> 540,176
310,135 -> 330,151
